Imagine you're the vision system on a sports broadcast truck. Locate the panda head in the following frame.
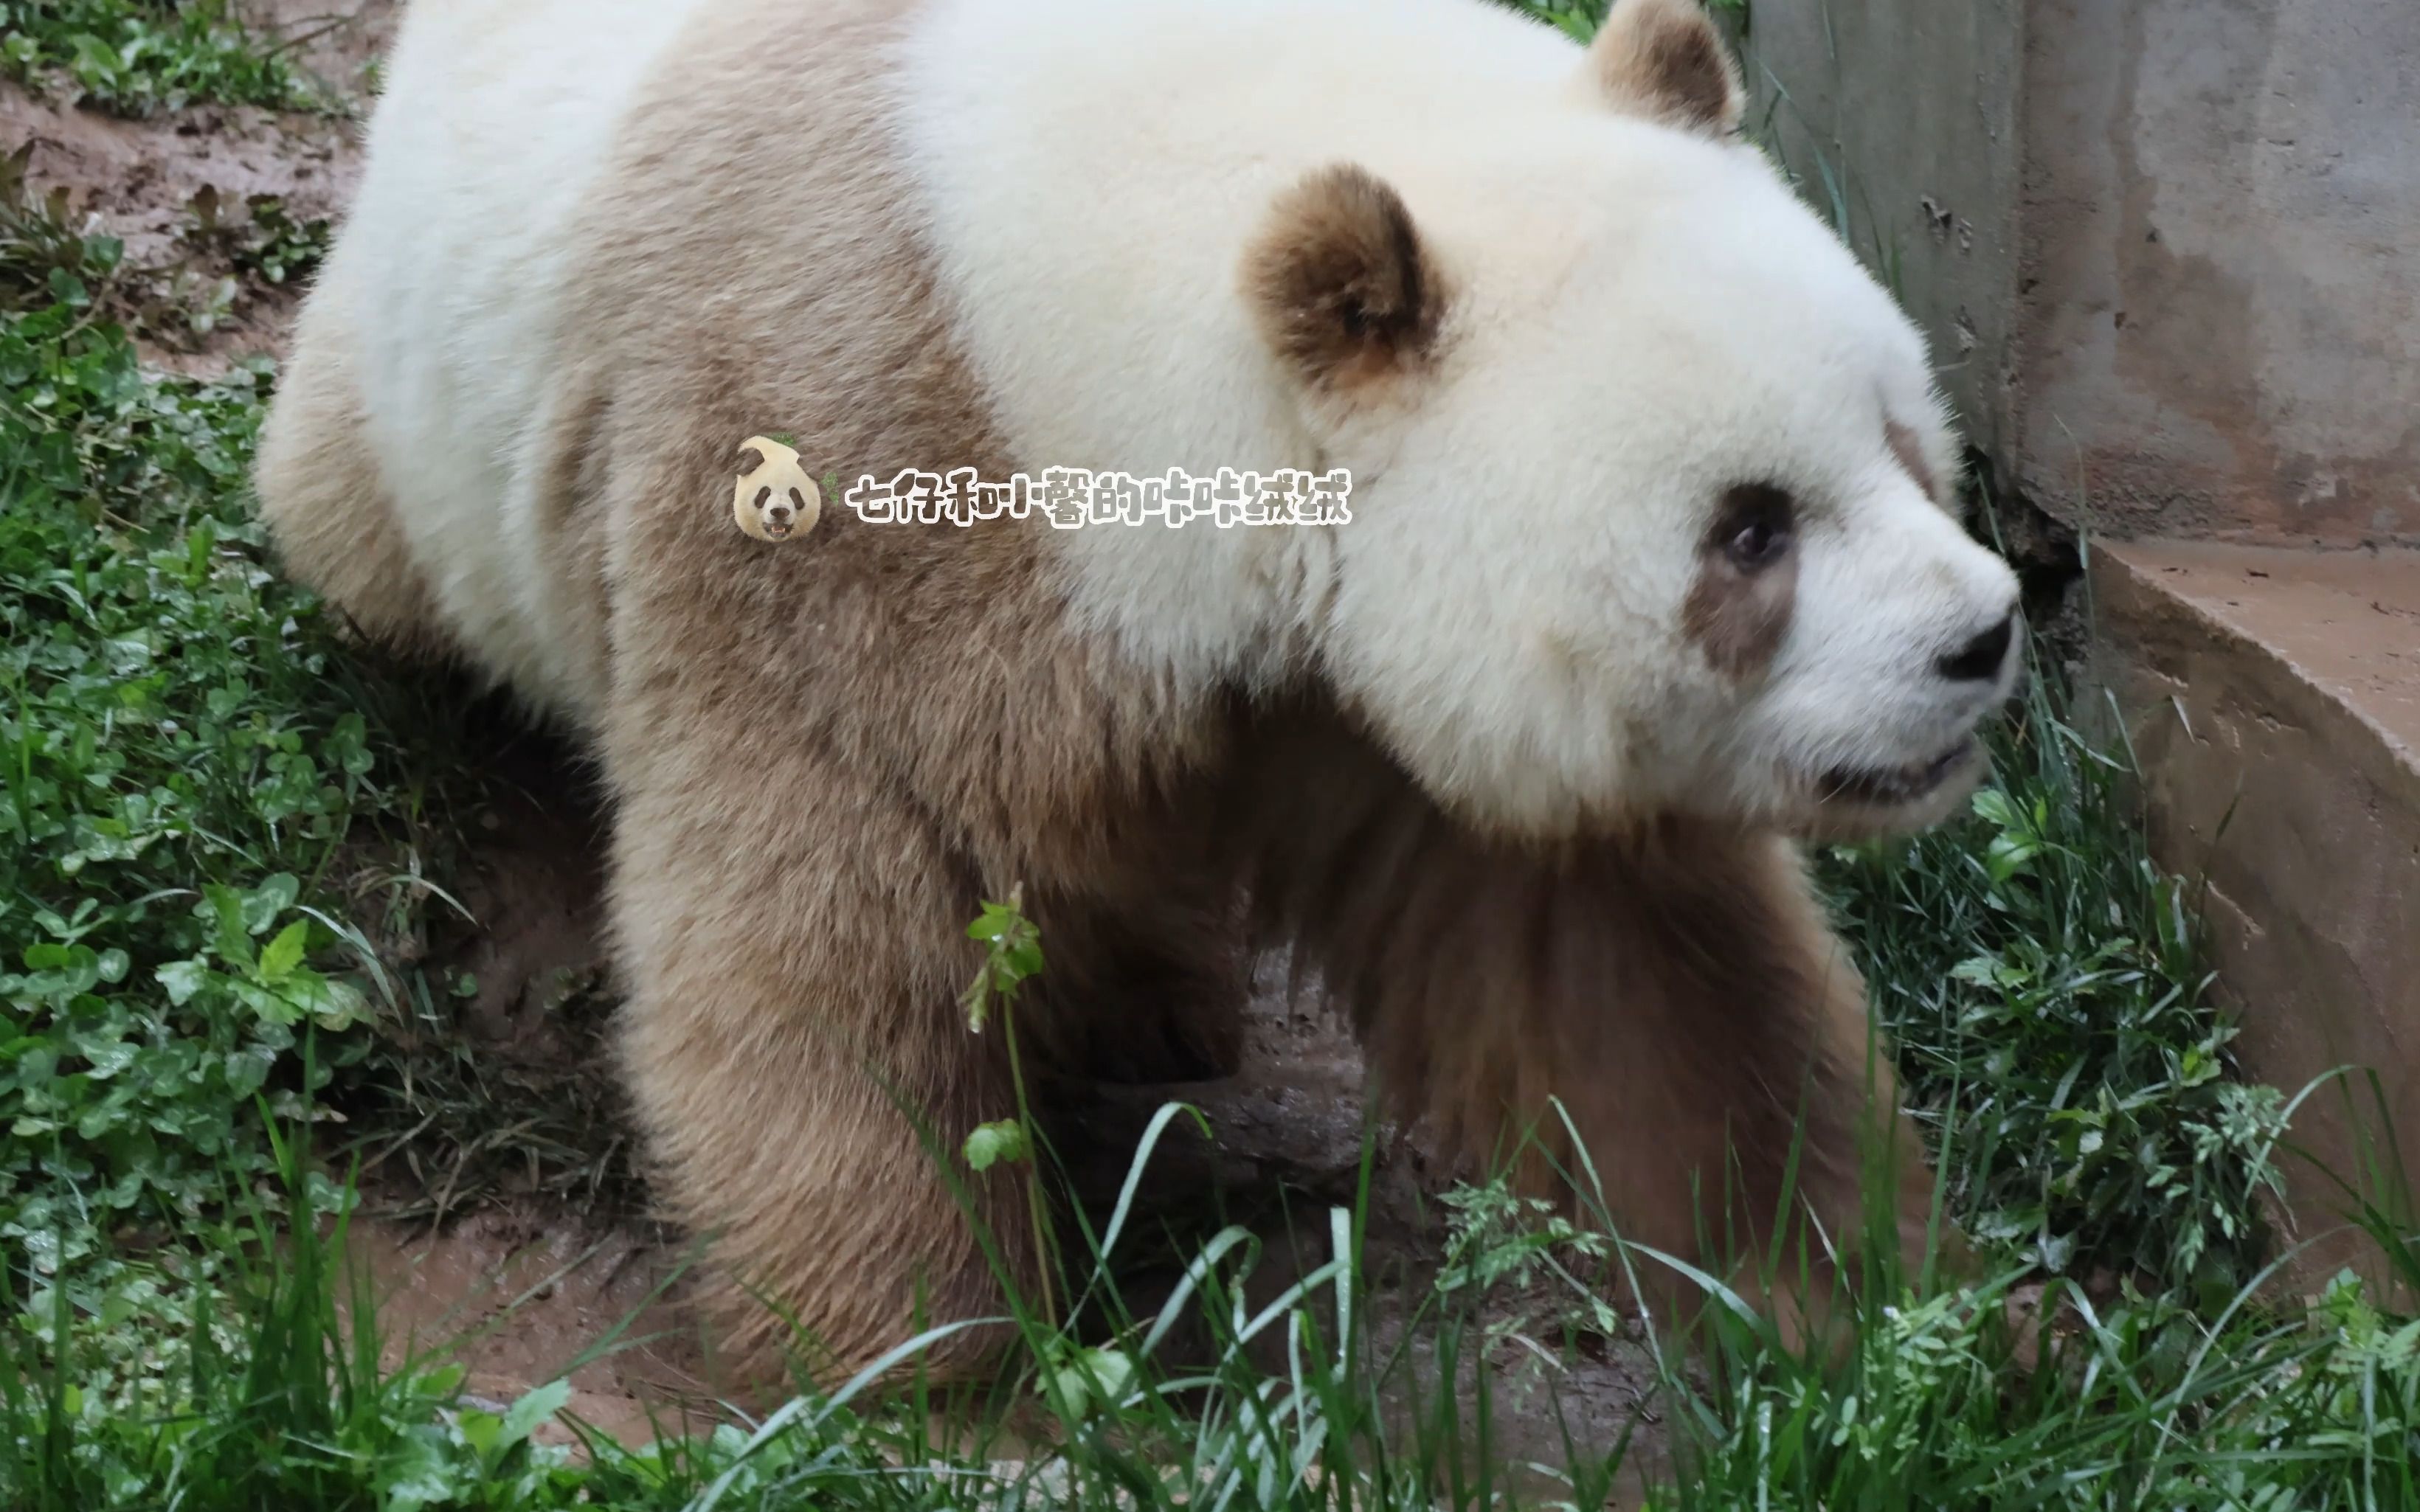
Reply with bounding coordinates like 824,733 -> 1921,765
733,438 -> 823,542
1243,0 -> 2021,842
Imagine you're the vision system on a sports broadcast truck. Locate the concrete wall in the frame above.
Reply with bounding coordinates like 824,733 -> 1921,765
2091,542 -> 2420,1296
2020,0 -> 2420,547
1746,0 -> 2420,548
1740,0 -> 2025,460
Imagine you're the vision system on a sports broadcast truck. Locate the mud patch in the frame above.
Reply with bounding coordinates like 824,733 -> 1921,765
343,1190 -> 723,1451
0,0 -> 395,372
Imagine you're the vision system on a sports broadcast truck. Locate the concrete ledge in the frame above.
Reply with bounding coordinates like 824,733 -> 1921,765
2088,540 -> 2420,1292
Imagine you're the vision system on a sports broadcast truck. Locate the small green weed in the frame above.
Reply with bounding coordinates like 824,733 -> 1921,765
0,146 -> 118,313
0,143 -> 244,348
184,184 -> 332,290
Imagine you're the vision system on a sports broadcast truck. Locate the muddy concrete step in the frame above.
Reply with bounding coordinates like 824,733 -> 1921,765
2087,538 -> 2420,1297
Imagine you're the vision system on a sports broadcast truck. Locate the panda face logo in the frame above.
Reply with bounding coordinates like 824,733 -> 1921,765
751,480 -> 806,538
732,436 -> 822,542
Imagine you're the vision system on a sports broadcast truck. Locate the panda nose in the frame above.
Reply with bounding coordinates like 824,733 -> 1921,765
1936,612 -> 2016,683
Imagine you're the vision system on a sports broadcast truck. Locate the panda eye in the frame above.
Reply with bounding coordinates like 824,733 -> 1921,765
1712,483 -> 1795,572
753,485 -> 772,510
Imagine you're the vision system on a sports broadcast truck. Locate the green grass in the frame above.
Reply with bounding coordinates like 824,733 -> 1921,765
1825,673 -> 2292,1310
0,0 -> 323,117
0,126 -> 457,1431
3,4 -> 2417,1505
4,890 -> 2415,1511
0,215 -> 381,1267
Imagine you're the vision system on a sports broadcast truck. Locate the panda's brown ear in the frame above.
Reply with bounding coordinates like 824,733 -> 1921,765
1243,164 -> 1445,399
1583,0 -> 1744,138
736,444 -> 765,475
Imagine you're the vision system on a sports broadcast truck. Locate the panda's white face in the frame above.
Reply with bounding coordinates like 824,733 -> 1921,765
1301,127 -> 2020,842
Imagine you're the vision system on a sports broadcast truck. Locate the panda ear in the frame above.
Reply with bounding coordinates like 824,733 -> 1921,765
1583,0 -> 1744,139
1242,164 -> 1446,400
736,444 -> 765,475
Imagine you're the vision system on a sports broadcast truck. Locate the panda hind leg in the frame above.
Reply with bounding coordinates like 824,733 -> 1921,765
254,264 -> 443,656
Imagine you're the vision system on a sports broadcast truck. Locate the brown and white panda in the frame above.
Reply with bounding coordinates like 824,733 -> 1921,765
255,0 -> 2022,1381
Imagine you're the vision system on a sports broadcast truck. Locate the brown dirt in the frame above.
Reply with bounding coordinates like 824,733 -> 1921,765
246,0 -> 401,97
329,715 -> 640,1222
0,80 -> 342,371
10,7 -> 1668,1477
0,0 -> 395,373
342,1190 -> 722,1451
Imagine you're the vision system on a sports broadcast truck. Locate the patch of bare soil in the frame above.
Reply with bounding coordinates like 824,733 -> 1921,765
343,1190 -> 722,1451
247,0 -> 400,95
0,1 -> 395,372
0,81 -> 341,370
323,701 -> 640,1224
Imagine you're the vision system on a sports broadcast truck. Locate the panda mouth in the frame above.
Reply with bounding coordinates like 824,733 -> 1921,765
762,518 -> 794,538
1814,738 -> 1977,808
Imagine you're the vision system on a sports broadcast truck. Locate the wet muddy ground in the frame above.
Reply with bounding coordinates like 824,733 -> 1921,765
2,0 -> 395,373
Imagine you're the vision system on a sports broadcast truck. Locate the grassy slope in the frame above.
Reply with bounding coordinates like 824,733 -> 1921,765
3,4 -> 2416,1508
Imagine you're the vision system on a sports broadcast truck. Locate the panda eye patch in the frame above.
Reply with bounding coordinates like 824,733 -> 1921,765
1712,483 -> 1794,572
753,485 -> 772,510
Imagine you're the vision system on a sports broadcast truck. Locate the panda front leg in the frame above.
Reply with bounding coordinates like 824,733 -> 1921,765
1469,828 -> 1947,1355
607,749 -> 1033,1390
1500,828 -> 1952,1353
1249,746 -> 1950,1353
